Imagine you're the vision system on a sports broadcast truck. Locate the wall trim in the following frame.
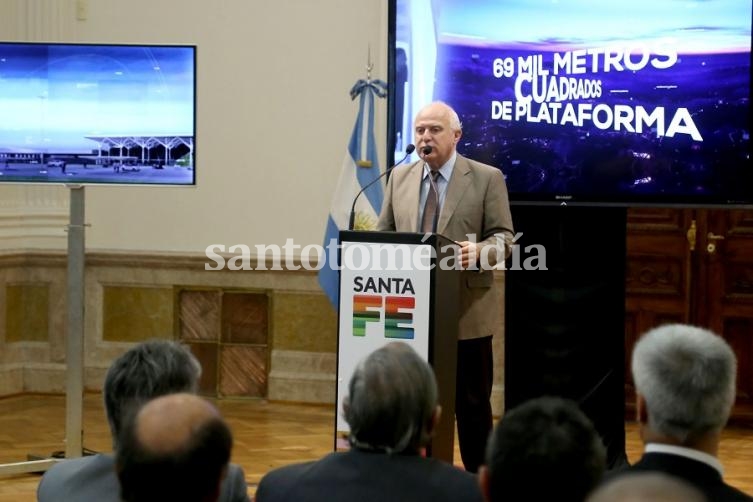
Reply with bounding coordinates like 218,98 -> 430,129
268,349 -> 336,404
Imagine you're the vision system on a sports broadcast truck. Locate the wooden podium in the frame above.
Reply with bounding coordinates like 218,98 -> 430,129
335,230 -> 460,462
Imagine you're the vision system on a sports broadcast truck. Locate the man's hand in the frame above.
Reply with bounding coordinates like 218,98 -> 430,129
457,241 -> 481,269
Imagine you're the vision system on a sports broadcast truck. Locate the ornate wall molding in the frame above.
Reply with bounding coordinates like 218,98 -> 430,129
0,0 -> 78,250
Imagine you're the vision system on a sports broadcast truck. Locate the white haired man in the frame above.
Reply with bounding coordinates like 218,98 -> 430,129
607,324 -> 751,501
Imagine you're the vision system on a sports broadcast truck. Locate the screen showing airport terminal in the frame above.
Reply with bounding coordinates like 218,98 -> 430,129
0,42 -> 196,186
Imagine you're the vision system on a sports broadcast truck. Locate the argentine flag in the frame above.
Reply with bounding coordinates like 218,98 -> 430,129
318,79 -> 387,307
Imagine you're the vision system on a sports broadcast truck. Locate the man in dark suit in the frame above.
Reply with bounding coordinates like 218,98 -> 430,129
254,342 -> 483,502
116,392 -> 233,502
479,396 -> 606,502
377,101 -> 514,472
37,340 -> 249,502
608,323 -> 752,501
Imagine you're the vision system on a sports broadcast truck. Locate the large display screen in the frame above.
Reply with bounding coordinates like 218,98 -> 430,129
389,0 -> 752,206
0,42 -> 196,186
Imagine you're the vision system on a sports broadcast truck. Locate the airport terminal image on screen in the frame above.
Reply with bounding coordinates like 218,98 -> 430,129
0,42 -> 196,186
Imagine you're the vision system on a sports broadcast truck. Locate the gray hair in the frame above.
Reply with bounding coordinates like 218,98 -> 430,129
344,342 -> 437,454
445,104 -> 463,132
103,339 -> 201,443
587,472 -> 706,502
632,324 -> 736,442
421,101 -> 463,132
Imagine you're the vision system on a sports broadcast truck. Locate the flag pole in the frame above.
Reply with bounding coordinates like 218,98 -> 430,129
366,45 -> 373,80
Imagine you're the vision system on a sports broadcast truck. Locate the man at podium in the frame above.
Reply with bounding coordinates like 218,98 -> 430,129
377,101 -> 514,472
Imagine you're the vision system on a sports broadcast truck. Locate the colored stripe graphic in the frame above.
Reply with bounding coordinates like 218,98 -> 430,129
385,296 -> 415,339
353,294 -> 382,336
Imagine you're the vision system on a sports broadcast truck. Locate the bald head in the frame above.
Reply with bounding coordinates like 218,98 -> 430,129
414,101 -> 462,169
135,393 -> 221,455
117,393 -> 233,502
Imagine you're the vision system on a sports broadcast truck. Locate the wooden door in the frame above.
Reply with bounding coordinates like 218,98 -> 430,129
625,208 -> 753,422
699,210 -> 753,420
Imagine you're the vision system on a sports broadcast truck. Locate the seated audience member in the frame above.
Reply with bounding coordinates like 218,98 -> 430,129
609,323 -> 752,501
116,392 -> 232,502
587,472 -> 706,502
37,340 -> 249,502
479,396 -> 606,502
255,341 -> 483,502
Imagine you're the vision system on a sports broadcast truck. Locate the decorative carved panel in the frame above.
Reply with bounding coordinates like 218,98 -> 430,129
179,290 -> 221,342
103,286 -> 173,342
627,207 -> 687,231
5,283 -> 49,342
220,345 -> 267,398
626,257 -> 684,296
178,288 -> 269,399
724,265 -> 753,298
727,210 -> 753,234
221,292 -> 268,344
187,342 -> 218,396
722,318 -> 753,420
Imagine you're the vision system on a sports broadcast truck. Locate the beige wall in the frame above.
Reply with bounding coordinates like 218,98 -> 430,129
0,0 -> 389,253
0,251 -> 504,412
0,0 -> 507,414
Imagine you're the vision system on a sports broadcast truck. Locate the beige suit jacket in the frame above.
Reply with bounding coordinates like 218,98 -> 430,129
377,154 -> 514,340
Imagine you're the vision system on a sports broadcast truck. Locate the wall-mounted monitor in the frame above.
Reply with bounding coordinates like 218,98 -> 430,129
0,42 -> 196,186
388,0 -> 752,206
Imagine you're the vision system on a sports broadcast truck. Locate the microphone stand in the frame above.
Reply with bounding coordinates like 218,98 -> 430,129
348,144 -> 416,230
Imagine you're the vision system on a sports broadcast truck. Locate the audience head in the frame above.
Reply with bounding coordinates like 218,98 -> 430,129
631,323 -> 737,444
587,472 -> 706,502
103,339 -> 201,445
343,341 -> 439,454
116,393 -> 232,502
480,396 -> 606,502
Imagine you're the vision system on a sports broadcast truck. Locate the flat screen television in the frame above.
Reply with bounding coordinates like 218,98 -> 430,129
0,42 -> 196,186
388,0 -> 753,206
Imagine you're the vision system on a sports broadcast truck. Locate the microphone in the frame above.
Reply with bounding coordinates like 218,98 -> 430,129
348,144 -> 416,230
421,145 -> 433,155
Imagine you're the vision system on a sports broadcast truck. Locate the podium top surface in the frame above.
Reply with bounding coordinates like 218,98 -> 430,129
339,230 -> 457,247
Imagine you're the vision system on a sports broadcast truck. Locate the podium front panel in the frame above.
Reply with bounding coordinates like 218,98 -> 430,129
335,240 -> 432,434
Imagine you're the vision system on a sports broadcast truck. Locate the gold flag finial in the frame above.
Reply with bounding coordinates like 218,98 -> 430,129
366,45 -> 373,80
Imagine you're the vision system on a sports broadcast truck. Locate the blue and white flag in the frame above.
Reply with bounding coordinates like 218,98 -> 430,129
318,79 -> 388,307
